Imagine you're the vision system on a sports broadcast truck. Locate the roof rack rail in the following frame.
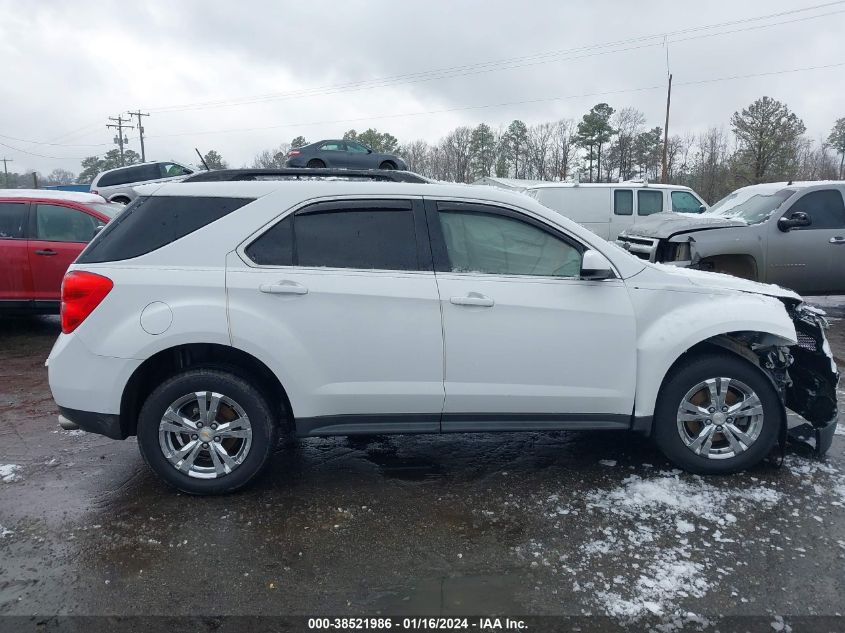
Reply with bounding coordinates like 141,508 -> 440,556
182,168 -> 431,184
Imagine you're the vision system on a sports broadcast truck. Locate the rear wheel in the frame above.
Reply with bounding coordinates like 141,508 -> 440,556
306,159 -> 326,169
137,369 -> 277,494
653,353 -> 781,474
379,161 -> 396,170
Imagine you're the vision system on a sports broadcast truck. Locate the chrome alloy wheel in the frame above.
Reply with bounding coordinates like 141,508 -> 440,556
158,391 -> 253,479
676,377 -> 764,460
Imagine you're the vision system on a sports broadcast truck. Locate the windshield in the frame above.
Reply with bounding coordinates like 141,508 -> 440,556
88,202 -> 125,218
706,188 -> 795,225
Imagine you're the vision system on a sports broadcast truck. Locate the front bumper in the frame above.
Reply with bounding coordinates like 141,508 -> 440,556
784,304 -> 840,456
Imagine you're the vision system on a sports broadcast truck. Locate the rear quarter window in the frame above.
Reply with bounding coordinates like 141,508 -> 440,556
77,196 -> 253,263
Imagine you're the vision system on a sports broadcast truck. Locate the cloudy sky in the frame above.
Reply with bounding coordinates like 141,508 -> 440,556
1,0 -> 843,175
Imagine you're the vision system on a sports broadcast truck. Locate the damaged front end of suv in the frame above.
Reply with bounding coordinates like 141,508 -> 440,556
741,300 -> 840,457
781,302 -> 840,456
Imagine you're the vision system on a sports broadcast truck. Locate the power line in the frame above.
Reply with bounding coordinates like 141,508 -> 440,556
140,61 -> 845,141
0,133 -> 113,147
143,2 -> 845,114
0,139 -> 88,160
5,1 -> 843,149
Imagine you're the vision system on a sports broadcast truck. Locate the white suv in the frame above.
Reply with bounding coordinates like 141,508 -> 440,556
47,180 -> 839,494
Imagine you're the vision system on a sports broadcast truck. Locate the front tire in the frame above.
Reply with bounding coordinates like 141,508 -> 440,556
653,353 -> 781,475
137,369 -> 277,494
379,161 -> 396,170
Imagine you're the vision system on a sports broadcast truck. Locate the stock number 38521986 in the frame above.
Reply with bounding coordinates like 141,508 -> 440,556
307,618 -> 471,629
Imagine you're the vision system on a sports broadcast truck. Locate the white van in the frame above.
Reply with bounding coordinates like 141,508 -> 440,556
525,182 -> 708,241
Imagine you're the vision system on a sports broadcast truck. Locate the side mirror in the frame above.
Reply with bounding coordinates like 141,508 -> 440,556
580,250 -> 615,281
777,211 -> 811,232
698,204 -> 707,214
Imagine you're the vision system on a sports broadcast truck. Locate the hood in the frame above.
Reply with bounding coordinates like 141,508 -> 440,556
622,212 -> 747,239
643,262 -> 801,302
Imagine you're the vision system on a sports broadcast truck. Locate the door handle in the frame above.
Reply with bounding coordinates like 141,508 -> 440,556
34,249 -> 57,256
450,293 -> 494,307
259,281 -> 308,295
830,236 -> 845,244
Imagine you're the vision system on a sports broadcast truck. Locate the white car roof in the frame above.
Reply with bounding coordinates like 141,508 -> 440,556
526,182 -> 693,191
0,189 -> 107,204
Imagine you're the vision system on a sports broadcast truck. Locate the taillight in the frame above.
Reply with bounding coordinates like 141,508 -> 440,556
287,150 -> 300,156
61,271 -> 113,334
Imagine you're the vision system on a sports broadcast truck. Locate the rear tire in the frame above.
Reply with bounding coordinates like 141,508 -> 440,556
137,369 -> 277,494
653,353 -> 781,475
306,159 -> 326,169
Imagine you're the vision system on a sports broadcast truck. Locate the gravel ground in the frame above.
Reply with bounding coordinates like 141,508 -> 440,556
1,301 -> 844,631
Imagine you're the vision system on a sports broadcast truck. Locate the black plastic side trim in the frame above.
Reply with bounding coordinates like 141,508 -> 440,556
295,412 -> 633,437
632,415 -> 653,436
441,413 -> 630,433
296,414 -> 441,437
58,406 -> 128,440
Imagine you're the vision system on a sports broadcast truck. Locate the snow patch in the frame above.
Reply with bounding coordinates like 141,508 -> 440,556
0,525 -> 12,538
597,547 -> 708,618
0,464 -> 22,483
586,473 -> 781,522
598,459 -> 617,467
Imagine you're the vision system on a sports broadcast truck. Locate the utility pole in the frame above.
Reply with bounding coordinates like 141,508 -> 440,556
1,157 -> 12,188
107,115 -> 134,166
660,73 -> 672,184
127,110 -> 150,161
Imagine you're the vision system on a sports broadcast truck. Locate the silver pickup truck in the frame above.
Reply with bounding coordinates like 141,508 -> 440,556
616,181 -> 845,295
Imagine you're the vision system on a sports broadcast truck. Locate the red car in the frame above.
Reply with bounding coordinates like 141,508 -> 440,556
0,190 -> 123,313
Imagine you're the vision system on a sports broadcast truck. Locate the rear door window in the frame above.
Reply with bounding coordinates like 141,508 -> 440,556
159,162 -> 192,178
637,190 -> 663,215
35,204 -> 101,242
77,196 -> 253,263
613,190 -> 633,216
319,142 -> 345,151
0,202 -> 27,239
245,201 -> 420,271
97,169 -> 131,187
788,189 -> 845,229
128,163 -> 163,183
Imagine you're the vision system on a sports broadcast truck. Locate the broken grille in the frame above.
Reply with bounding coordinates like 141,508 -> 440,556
796,331 -> 818,351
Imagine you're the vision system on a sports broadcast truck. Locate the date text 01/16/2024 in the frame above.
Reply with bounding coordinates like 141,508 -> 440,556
307,618 -> 528,630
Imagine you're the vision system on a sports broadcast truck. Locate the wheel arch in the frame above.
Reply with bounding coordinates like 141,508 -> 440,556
120,343 -> 292,437
634,295 -> 796,425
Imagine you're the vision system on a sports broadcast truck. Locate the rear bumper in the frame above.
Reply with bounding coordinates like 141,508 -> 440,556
58,406 -> 128,440
47,333 -> 142,435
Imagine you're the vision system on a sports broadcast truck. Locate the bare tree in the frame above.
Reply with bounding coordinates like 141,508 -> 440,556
610,107 -> 646,181
549,119 -> 578,181
526,122 -> 555,180
403,139 -> 432,175
249,143 -> 291,168
440,126 -> 474,183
